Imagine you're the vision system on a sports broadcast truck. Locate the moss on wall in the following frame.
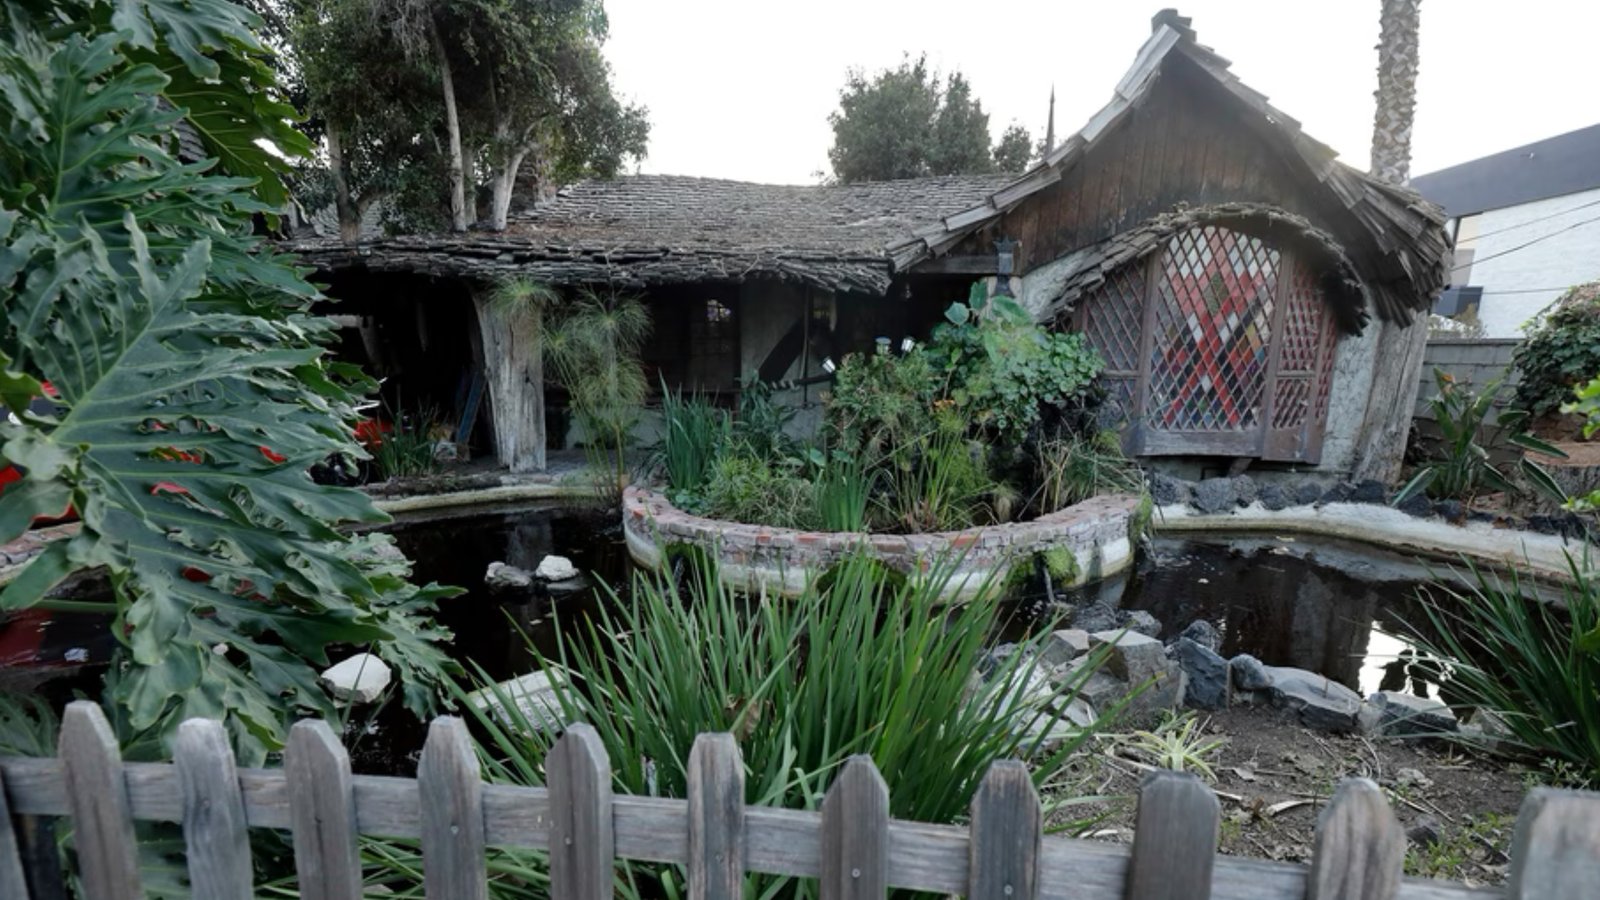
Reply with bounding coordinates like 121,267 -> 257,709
1039,546 -> 1081,584
1128,492 -> 1154,545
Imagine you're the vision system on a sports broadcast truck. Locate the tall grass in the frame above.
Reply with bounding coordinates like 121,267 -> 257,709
1032,430 -> 1143,514
458,553 -> 1116,899
660,381 -> 729,494
880,427 -> 992,532
1410,556 -> 1600,781
814,453 -> 871,531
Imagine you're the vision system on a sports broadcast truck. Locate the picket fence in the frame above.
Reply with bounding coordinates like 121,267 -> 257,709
0,702 -> 1597,899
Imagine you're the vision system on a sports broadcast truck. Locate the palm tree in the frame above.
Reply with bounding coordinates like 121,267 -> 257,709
1370,0 -> 1423,184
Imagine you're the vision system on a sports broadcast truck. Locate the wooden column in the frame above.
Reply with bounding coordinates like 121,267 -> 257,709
472,290 -> 547,473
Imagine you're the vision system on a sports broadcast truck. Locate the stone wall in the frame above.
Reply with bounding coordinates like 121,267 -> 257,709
622,487 -> 1144,601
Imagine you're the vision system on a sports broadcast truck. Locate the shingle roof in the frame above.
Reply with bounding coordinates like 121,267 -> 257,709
1410,123 -> 1600,218
288,174 -> 1015,294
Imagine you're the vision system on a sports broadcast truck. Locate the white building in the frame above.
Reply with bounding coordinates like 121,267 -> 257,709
1411,124 -> 1600,337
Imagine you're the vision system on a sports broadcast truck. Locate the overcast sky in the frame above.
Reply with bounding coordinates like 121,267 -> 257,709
600,0 -> 1600,185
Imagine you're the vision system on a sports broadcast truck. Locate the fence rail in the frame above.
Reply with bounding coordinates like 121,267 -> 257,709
3,702 -> 1599,899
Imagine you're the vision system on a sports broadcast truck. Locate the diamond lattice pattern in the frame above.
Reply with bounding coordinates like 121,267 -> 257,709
1082,266 -> 1146,375
1147,227 -> 1279,432
1271,260 -> 1336,429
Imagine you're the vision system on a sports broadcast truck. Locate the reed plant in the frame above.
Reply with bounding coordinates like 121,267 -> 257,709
660,381 -> 729,495
814,453 -> 872,532
1410,556 -> 1600,781
1032,430 -> 1143,514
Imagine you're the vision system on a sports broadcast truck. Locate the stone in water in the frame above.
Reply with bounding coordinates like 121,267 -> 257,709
535,555 -> 580,581
321,653 -> 392,704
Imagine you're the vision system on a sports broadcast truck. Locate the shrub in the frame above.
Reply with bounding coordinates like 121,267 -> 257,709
824,347 -> 942,459
732,375 -> 798,463
1410,557 -> 1600,782
702,453 -> 817,530
1033,430 -> 1144,514
659,382 -> 729,497
458,553 -> 1115,898
878,422 -> 997,532
1395,368 -> 1566,505
1512,281 -> 1600,419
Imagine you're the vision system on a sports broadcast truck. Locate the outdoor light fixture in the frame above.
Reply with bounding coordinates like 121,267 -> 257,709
901,336 -> 916,354
821,357 -> 837,374
875,336 -> 891,354
994,238 -> 1018,297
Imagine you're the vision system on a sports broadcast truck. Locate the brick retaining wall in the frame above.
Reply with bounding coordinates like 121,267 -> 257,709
622,486 -> 1144,601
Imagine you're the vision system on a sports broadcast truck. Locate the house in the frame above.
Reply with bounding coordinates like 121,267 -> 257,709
1411,123 -> 1600,337
289,10 -> 1448,480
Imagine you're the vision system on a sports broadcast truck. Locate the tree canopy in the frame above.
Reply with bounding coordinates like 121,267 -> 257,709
827,55 -> 1034,183
287,0 -> 649,237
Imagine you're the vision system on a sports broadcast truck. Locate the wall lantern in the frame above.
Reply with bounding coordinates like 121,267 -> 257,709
994,239 -> 1018,297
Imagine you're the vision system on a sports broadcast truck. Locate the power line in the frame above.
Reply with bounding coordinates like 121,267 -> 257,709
1475,285 -> 1600,297
1451,212 -> 1600,272
1458,196 -> 1600,243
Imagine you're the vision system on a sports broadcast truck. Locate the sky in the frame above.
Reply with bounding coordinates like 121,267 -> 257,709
599,0 -> 1600,185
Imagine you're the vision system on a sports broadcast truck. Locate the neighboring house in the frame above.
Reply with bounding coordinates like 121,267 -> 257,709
288,10 -> 1448,479
1411,123 -> 1600,337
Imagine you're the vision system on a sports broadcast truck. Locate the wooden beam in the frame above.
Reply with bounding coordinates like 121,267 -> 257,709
908,255 -> 998,276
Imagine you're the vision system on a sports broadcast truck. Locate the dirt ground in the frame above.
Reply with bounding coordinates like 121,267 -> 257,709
1052,704 -> 1532,887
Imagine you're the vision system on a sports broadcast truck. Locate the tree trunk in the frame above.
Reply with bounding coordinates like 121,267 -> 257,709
1370,0 -> 1422,184
430,18 -> 470,233
472,292 -> 546,472
1353,0 -> 1426,484
487,140 -> 529,231
325,125 -> 361,244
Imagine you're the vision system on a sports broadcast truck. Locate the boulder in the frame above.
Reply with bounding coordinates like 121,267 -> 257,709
1293,480 -> 1325,506
978,642 -> 1021,678
466,669 -> 568,733
1434,499 -> 1464,522
1178,620 -> 1220,653
1369,691 -> 1457,737
1091,631 -> 1168,684
1119,610 -> 1162,638
1072,602 -> 1120,634
535,555 -> 581,581
1073,671 -> 1129,710
1264,666 -> 1363,731
320,653 -> 392,704
1318,481 -> 1356,504
1396,492 -> 1434,518
1149,473 -> 1192,506
1175,638 -> 1228,710
1192,478 -> 1236,514
485,562 -> 534,591
1229,654 -> 1272,691
1039,630 -> 1091,668
1230,475 -> 1258,507
1257,482 -> 1291,511
1351,480 -> 1389,504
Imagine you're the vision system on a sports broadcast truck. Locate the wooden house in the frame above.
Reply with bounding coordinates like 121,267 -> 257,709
291,11 -> 1448,478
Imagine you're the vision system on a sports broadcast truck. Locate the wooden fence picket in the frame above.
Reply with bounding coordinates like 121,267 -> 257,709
59,701 -> 140,900
419,716 -> 489,900
173,718 -> 254,900
1125,770 -> 1219,900
967,759 -> 1040,900
286,719 -> 364,900
820,755 -> 889,900
1507,788 -> 1600,899
547,724 -> 614,900
0,768 -> 33,900
687,733 -> 745,900
1307,779 -> 1402,900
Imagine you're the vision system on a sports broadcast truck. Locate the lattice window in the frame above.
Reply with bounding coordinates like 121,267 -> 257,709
1145,227 -> 1279,433
1079,266 -> 1146,427
1270,262 -> 1334,430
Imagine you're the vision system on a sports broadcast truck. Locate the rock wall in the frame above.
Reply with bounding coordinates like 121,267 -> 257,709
622,487 -> 1144,601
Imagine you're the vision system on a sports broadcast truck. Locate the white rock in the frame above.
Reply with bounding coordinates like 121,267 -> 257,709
535,555 -> 580,581
320,653 -> 392,704
485,561 -> 534,591
466,669 -> 568,733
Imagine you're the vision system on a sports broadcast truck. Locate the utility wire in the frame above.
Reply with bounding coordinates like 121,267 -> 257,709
1457,196 -> 1600,243
1450,212 -> 1600,272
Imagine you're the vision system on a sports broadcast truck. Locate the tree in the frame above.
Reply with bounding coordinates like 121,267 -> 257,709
1353,0 -> 1428,483
827,55 -> 1019,183
0,0 -> 453,763
992,123 -> 1035,173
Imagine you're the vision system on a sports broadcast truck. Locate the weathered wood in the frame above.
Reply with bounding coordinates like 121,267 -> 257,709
546,724 -> 614,900
1307,779 -> 1402,900
286,720 -> 363,900
14,816 -> 65,900
1508,788 -> 1600,899
909,254 -> 1002,275
968,760 -> 1040,900
174,719 -> 253,900
59,701 -> 140,900
472,289 -> 547,473
820,756 -> 889,900
687,733 -> 744,900
0,768 -> 32,900
419,717 -> 488,900
1125,770 -> 1218,900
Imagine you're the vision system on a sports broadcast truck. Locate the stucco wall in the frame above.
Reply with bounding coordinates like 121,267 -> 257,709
1317,324 -> 1380,473
1458,187 -> 1600,337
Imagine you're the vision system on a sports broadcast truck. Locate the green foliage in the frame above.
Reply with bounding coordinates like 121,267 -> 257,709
731,375 -> 798,462
827,54 -> 1020,183
1404,813 -> 1512,882
1118,713 -> 1226,781
1033,430 -> 1144,515
824,348 -> 941,460
370,413 -> 442,480
927,285 -> 1104,443
813,451 -> 871,532
659,382 -> 729,497
459,552 -> 1113,900
701,453 -> 817,531
991,122 -> 1035,173
1411,557 -> 1600,781
1394,369 -> 1567,506
0,0 -> 455,764
545,288 -> 650,491
1562,375 -> 1600,511
1512,281 -> 1600,419
1039,547 -> 1080,584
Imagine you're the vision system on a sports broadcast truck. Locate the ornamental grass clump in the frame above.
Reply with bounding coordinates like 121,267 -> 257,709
457,553 -> 1117,899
